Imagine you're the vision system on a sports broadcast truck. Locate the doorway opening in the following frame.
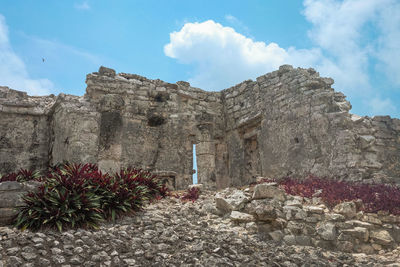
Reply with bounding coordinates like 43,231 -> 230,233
192,144 -> 198,184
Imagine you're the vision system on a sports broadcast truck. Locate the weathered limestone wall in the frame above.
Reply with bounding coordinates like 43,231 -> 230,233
0,65 -> 399,189
222,65 -> 400,186
50,94 -> 100,165
49,67 -> 225,189
0,87 -> 55,173
0,181 -> 41,226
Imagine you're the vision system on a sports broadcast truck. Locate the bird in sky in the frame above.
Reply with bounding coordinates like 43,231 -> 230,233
42,58 -> 45,62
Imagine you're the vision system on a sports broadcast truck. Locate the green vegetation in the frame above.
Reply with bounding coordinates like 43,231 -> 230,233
8,163 -> 168,231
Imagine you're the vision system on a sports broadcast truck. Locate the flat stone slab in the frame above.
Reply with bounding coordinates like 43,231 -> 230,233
0,181 -> 23,191
252,183 -> 286,201
229,211 -> 254,223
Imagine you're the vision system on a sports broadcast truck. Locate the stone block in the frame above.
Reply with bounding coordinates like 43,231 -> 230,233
22,181 -> 42,192
341,227 -> 369,242
246,199 -> 280,221
362,214 -> 382,225
252,183 -> 286,201
244,222 -> 258,234
283,235 -> 296,245
325,213 -> 345,221
284,198 -> 302,207
390,225 -> 400,242
229,211 -> 254,223
345,220 -> 374,229
287,221 -> 304,235
0,208 -> 17,226
98,66 -> 116,77
0,181 -> 23,191
294,209 -> 307,220
313,239 -> 335,250
0,191 -> 25,208
295,235 -> 311,246
333,201 -> 357,219
257,223 -> 272,233
316,222 -> 337,241
370,229 -> 394,246
283,205 -> 301,220
303,205 -> 324,214
359,135 -> 375,148
337,241 -> 354,252
215,190 -> 249,213
359,244 -> 375,254
269,230 -> 284,242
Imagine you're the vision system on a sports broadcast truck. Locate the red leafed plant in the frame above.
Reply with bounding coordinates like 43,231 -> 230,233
181,187 -> 200,202
0,169 -> 40,183
14,163 -> 170,231
258,175 -> 400,215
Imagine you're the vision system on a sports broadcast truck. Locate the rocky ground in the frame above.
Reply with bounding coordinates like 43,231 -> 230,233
1,190 -> 400,267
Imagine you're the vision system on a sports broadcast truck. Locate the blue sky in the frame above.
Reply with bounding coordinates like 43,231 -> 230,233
0,0 -> 399,118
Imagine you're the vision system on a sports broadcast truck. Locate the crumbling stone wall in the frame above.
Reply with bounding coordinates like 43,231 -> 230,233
214,183 -> 400,254
0,87 -> 55,173
48,67 -> 225,189
222,65 -> 400,186
0,66 -> 399,189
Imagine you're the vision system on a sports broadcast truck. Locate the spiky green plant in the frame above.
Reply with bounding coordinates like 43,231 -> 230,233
14,163 -> 169,231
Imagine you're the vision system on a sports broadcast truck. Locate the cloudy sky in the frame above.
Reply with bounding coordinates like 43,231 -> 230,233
1,0 -> 399,117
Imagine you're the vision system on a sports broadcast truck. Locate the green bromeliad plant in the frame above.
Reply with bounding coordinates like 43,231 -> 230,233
13,163 -> 169,231
15,164 -> 104,231
15,180 -> 104,231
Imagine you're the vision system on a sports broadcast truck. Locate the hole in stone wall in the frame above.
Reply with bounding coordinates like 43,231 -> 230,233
294,137 -> 299,144
154,94 -> 164,102
147,115 -> 165,127
153,92 -> 169,103
192,144 -> 197,184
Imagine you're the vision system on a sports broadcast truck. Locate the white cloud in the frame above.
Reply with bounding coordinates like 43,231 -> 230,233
302,0 -> 400,118
164,20 -> 316,90
164,0 -> 400,117
375,1 -> 400,86
0,15 -> 53,95
302,0 -> 400,93
74,1 -> 90,10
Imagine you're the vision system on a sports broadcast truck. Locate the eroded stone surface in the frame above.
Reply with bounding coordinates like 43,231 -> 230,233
0,181 -> 41,226
215,184 -> 400,255
215,189 -> 249,213
1,65 -> 400,190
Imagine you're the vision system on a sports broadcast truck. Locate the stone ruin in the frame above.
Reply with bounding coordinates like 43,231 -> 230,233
212,183 -> 400,254
1,65 -> 399,189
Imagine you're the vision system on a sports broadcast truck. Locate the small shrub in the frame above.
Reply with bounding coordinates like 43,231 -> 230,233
15,164 -> 105,231
121,167 -> 169,199
97,168 -> 150,221
14,163 -> 169,231
181,187 -> 200,202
